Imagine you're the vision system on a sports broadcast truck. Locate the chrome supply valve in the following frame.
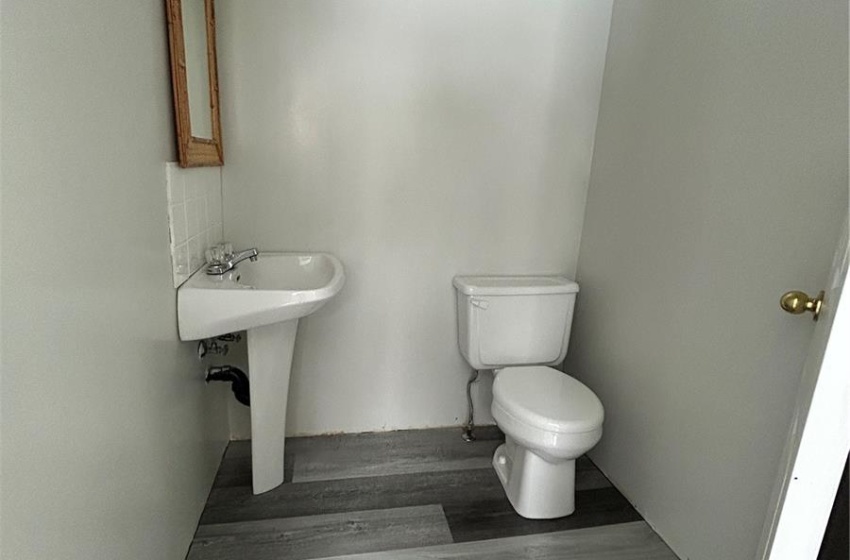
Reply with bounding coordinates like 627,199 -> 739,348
205,243 -> 259,275
216,333 -> 242,343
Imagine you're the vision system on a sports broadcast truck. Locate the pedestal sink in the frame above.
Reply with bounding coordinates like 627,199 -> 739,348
177,252 -> 345,494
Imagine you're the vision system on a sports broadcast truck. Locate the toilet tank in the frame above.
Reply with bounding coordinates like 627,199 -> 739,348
453,276 -> 580,370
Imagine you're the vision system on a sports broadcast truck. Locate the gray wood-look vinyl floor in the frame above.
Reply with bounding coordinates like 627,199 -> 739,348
188,426 -> 678,560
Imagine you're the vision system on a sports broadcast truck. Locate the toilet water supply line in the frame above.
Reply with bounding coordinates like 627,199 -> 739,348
462,368 -> 480,442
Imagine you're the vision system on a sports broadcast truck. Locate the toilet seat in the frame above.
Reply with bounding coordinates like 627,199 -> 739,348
492,366 -> 603,435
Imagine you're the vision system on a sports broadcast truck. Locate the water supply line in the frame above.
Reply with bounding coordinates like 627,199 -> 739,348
462,368 -> 480,442
206,366 -> 250,407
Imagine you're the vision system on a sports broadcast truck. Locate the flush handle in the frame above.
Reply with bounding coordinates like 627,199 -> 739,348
471,298 -> 490,310
780,289 -> 824,321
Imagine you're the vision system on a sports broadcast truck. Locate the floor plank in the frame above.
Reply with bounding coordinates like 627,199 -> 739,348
188,505 -> 453,560
290,426 -> 504,483
201,468 -> 505,525
306,521 -> 678,560
444,486 -> 643,543
212,441 -> 296,488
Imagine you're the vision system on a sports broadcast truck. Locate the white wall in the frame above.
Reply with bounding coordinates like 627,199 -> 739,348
217,0 -> 613,435
0,3 -> 229,559
565,2 -> 848,559
0,0 -> 5,551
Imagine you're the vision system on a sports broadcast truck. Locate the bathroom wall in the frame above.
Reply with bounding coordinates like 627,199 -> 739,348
0,10 -> 5,552
217,0 -> 614,435
0,3 -> 229,559
566,1 -> 848,559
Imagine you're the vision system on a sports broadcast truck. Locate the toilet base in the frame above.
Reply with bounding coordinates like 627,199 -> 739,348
492,438 -> 576,519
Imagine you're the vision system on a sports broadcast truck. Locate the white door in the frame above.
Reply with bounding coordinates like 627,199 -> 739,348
758,217 -> 850,559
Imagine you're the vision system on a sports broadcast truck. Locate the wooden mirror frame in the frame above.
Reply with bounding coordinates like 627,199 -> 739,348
165,0 -> 224,167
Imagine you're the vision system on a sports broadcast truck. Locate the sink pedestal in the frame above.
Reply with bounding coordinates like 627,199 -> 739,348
176,252 -> 345,494
248,319 -> 299,495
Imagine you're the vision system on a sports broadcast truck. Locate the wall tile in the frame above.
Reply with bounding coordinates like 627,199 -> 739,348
188,235 -> 204,274
172,242 -> 190,287
206,226 -> 222,251
206,173 -> 221,201
169,202 -> 188,246
184,172 -> 200,201
186,197 -> 202,238
199,196 -> 209,233
208,186 -> 223,225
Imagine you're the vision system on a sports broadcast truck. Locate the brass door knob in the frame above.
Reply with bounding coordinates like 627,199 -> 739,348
780,290 -> 824,321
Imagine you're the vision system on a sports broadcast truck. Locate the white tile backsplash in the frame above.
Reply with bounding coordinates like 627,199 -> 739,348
166,163 -> 224,287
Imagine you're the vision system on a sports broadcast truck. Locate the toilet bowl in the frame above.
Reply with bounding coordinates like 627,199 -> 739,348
491,365 -> 603,519
453,275 -> 604,519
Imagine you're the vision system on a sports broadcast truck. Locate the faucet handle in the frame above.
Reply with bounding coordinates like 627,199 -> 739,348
205,246 -> 223,265
206,243 -> 234,265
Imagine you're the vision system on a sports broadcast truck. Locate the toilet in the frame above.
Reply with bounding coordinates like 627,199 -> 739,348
453,275 -> 603,519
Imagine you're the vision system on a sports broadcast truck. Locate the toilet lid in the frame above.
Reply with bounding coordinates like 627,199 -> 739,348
493,366 -> 604,434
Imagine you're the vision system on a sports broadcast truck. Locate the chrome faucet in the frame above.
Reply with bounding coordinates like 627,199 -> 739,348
206,247 -> 259,275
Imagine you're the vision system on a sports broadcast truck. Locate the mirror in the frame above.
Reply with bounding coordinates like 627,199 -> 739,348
166,0 -> 223,167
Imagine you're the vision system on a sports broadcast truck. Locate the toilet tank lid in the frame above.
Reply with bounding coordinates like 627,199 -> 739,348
453,275 -> 579,296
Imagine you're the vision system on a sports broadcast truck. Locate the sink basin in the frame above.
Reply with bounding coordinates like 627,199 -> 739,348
177,251 -> 345,494
178,252 -> 345,341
